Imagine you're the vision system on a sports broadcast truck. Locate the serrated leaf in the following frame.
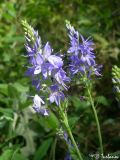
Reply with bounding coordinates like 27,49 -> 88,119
110,151 -> 120,158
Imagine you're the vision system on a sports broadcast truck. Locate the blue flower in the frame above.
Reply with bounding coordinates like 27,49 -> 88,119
25,30 -> 41,57
54,69 -> 70,90
33,94 -> 49,116
23,22 -> 70,108
63,132 -> 72,160
32,79 -> 41,91
66,21 -> 79,55
49,85 -> 65,106
79,35 -> 94,55
65,152 -> 72,160
26,41 -> 63,80
66,21 -> 102,78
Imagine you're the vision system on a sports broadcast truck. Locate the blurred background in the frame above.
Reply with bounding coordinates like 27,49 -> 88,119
0,0 -> 120,159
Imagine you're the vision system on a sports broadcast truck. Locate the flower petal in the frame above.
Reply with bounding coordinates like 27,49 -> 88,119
48,55 -> 63,68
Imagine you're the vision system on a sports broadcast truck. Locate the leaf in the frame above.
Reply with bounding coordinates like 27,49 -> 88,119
0,108 -> 13,121
95,96 -> 109,106
13,82 -> 29,93
34,138 -> 53,160
93,34 -> 108,48
68,116 -> 80,129
78,18 -> 92,26
38,111 -> 59,130
71,96 -> 90,111
11,152 -> 28,160
0,84 -> 8,96
0,149 -> 28,160
0,149 -> 13,160
109,151 -> 120,158
16,108 -> 36,157
8,83 -> 19,98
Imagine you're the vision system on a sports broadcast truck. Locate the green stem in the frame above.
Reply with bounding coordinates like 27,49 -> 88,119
59,105 -> 83,160
66,122 -> 83,160
52,138 -> 57,160
87,87 -> 103,155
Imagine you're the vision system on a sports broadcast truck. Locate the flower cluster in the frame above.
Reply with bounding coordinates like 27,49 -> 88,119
22,20 -> 70,116
66,21 -> 102,78
22,20 -> 102,116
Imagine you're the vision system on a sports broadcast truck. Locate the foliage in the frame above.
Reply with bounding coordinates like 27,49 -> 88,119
0,0 -> 120,159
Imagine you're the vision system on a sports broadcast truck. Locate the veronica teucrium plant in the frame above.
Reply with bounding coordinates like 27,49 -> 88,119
66,21 -> 103,155
22,20 -> 103,159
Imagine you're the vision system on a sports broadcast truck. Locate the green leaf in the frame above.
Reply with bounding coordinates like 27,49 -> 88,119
13,82 -> 29,93
71,96 -> 90,110
16,108 -> 36,156
0,149 -> 13,160
38,111 -> 59,130
8,83 -> 19,98
11,152 -> 28,160
93,34 -> 108,48
34,138 -> 53,160
95,96 -> 109,106
0,84 -> 8,96
0,108 -> 13,121
0,149 -> 28,160
68,116 -> 80,129
109,151 -> 120,157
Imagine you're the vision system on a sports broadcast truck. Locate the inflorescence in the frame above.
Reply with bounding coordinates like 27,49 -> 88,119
66,20 -> 102,78
22,20 -> 70,116
22,20 -> 101,116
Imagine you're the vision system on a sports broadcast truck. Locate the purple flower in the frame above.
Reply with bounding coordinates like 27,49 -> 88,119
33,95 -> 49,116
66,21 -> 79,55
63,132 -> 72,160
23,22 -> 70,109
79,35 -> 94,55
68,36 -> 79,55
25,67 -> 35,76
27,41 -> 64,80
32,79 -> 41,91
63,132 -> 72,146
25,30 -> 41,58
49,85 -> 65,105
94,64 -> 103,76
65,152 -> 72,160
69,55 -> 85,75
54,69 -> 70,90
66,22 -> 102,78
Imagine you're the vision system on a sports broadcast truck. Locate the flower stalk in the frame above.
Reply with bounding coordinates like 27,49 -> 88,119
86,84 -> 103,155
59,104 -> 83,160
